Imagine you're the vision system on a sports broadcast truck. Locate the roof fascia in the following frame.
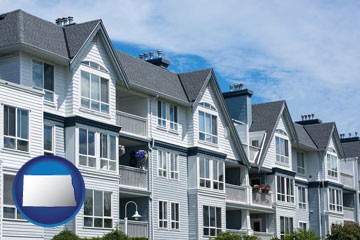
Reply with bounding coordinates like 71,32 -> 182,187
191,70 -> 212,112
327,125 -> 346,159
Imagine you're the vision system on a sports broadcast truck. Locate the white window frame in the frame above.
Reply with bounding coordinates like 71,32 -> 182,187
169,153 -> 179,180
80,70 -> 109,114
158,200 -> 168,229
298,221 -> 307,230
32,60 -> 55,102
169,104 -> 178,131
203,205 -> 222,237
297,152 -> 305,175
297,186 -> 306,209
198,110 -> 218,144
170,202 -> 180,230
84,189 -> 112,228
157,101 -> 167,127
100,133 -> 117,171
275,136 -> 289,164
328,188 -> 343,212
44,124 -> 54,155
78,128 -> 96,168
199,157 -> 224,191
3,105 -> 29,152
158,150 -> 167,177
280,216 -> 293,239
3,174 -> 24,220
277,176 -> 294,203
327,153 -> 338,178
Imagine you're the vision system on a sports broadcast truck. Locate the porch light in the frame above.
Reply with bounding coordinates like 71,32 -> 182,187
124,201 -> 142,235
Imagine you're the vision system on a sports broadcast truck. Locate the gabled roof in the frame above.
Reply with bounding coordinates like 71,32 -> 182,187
178,69 -> 212,102
294,123 -> 317,150
250,100 -> 298,168
342,140 -> 360,159
303,122 -> 345,158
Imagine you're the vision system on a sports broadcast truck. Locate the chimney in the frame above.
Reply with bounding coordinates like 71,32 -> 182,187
146,49 -> 170,69
223,85 -> 253,125
295,114 -> 322,125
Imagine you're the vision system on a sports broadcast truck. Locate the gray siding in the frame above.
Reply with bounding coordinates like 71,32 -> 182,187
308,187 -> 320,236
0,54 -> 20,84
223,93 -> 252,124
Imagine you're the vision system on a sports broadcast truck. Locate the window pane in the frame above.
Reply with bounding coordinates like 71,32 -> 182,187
100,134 -> 107,158
109,136 -> 116,160
94,218 -> 103,227
199,111 -> 204,132
17,109 -> 29,139
104,192 -> 111,217
157,101 -> 161,118
4,106 -> 15,136
213,161 -> 217,181
84,189 -> 93,215
205,113 -> 211,134
91,75 -> 100,101
94,190 -> 103,216
81,71 -> 90,98
205,159 -> 209,178
104,219 -> 112,228
44,125 -> 53,151
3,207 -> 15,219
4,175 -> 14,205
84,217 -> 93,227
100,78 -> 108,103
203,206 -> 209,227
212,115 -> 217,135
216,207 -> 221,228
210,206 -> 215,227
17,140 -> 29,152
44,63 -> 54,91
200,158 -> 204,178
88,131 -> 95,156
79,128 -> 87,154
32,61 -> 43,88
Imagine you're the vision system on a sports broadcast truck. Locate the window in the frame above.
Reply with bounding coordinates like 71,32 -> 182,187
157,101 -> 167,127
280,216 -> 293,239
297,152 -> 305,174
329,188 -> 342,212
4,105 -> 29,152
203,206 -> 221,236
277,176 -> 294,203
198,111 -> 218,144
299,222 -> 307,230
32,60 -> 54,101
81,71 -> 109,113
199,157 -> 224,191
100,134 -> 116,171
81,61 -> 108,73
170,153 -> 179,180
79,128 -> 96,168
327,154 -> 338,178
251,140 -> 259,147
3,175 -> 23,220
44,124 -> 54,155
212,160 -> 224,190
159,201 -> 168,228
84,189 -> 112,228
169,105 -> 178,131
171,202 -> 179,229
199,102 -> 216,111
276,136 -> 289,164
298,186 -> 306,209
158,150 -> 167,177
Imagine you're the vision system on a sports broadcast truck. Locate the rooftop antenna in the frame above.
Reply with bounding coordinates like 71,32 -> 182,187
139,54 -> 144,60
311,113 -> 314,119
143,53 -> 148,60
149,51 -> 154,60
229,85 -> 233,92
157,50 -> 162,58
355,132 -> 358,137
307,114 -> 312,120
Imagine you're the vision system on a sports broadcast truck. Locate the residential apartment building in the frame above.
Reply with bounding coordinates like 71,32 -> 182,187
0,9 -> 359,240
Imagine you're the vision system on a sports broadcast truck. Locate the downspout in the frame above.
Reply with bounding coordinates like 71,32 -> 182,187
318,150 -> 326,240
354,157 -> 359,222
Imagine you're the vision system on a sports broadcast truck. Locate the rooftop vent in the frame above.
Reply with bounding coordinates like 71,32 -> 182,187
55,16 -> 75,26
0,14 -> 6,20
140,50 -> 170,69
296,114 -> 322,125
230,83 -> 244,92
340,131 -> 360,143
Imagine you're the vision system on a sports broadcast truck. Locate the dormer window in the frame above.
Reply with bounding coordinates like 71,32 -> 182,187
275,129 -> 289,164
32,60 -> 54,102
198,102 -> 218,144
327,153 -> 338,178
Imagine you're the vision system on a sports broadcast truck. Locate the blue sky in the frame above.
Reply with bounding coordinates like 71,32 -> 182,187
2,0 -> 360,136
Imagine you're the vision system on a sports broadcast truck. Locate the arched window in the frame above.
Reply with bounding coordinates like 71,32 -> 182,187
81,61 -> 108,73
199,102 -> 217,111
275,129 -> 288,136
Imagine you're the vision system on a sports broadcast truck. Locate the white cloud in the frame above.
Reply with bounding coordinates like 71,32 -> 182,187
1,0 -> 359,134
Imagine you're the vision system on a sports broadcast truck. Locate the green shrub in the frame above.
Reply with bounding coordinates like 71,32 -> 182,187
129,237 -> 148,240
327,223 -> 360,240
52,229 -> 80,240
102,229 -> 129,240
212,232 -> 260,240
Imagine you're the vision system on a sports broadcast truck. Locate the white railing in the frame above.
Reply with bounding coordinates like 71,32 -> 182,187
254,232 -> 274,240
343,207 -> 355,220
119,220 -> 148,238
249,146 -> 260,162
252,190 -> 272,207
340,173 -> 354,188
116,111 -> 147,137
119,165 -> 148,190
226,184 -> 247,203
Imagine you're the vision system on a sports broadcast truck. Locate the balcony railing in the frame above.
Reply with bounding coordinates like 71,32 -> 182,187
252,189 -> 272,207
341,173 -> 354,189
254,232 -> 274,240
343,207 -> 355,221
119,220 -> 148,238
116,110 -> 147,137
119,165 -> 148,190
226,184 -> 247,203
249,146 -> 261,162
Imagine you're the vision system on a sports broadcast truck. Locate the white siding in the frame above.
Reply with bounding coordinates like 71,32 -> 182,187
0,53 -> 20,84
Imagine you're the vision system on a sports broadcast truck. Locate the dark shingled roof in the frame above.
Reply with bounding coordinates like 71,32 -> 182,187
178,69 -> 212,102
303,122 -> 335,150
342,140 -> 360,159
0,9 -> 99,59
294,123 -> 317,150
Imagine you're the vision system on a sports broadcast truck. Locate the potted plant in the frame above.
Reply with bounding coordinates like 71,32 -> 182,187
253,184 -> 260,192
135,150 -> 148,169
260,184 -> 271,193
118,145 -> 126,157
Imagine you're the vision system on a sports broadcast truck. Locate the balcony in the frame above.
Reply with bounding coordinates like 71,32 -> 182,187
341,173 -> 354,189
119,220 -> 148,238
119,165 -> 148,190
116,111 -> 147,138
343,207 -> 356,221
251,190 -> 272,208
226,184 -> 247,204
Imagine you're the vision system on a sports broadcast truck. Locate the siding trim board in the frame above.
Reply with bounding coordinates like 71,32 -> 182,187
44,112 -> 65,124
295,179 -> 309,186
154,140 -> 188,154
308,181 -> 343,189
65,116 -> 121,132
271,167 -> 296,177
188,147 -> 226,159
